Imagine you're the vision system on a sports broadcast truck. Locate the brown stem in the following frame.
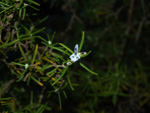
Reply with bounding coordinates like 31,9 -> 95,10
0,79 -> 16,96
125,0 -> 135,35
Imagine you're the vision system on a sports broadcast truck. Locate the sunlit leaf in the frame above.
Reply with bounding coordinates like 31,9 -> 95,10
37,104 -> 47,113
0,39 -> 20,48
32,44 -> 38,63
11,62 -> 24,67
28,0 -> 40,6
79,31 -> 85,52
67,74 -> 74,91
52,66 -> 68,85
59,43 -> 73,53
18,43 -> 26,60
0,1 -> 10,6
57,92 -> 62,110
31,76 -> 43,86
46,67 -> 58,76
80,62 -> 98,75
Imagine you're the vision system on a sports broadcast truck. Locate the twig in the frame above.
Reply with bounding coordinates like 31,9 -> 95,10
0,19 -> 3,41
11,21 -> 18,40
0,79 -> 16,95
65,9 -> 83,32
38,87 -> 46,104
10,91 -> 21,109
135,0 -> 146,44
135,17 -> 146,44
125,0 -> 135,35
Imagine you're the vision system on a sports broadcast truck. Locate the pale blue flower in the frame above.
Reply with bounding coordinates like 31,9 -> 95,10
69,44 -> 80,62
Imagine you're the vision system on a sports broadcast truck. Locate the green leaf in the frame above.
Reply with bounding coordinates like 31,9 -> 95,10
40,77 -> 49,81
11,62 -> 24,67
18,43 -> 26,60
22,8 -> 26,20
59,43 -> 73,53
80,62 -> 98,75
80,51 -> 91,58
0,2 -> 10,7
46,67 -> 58,76
113,93 -> 117,106
28,0 -> 40,6
31,76 -> 43,86
32,44 -> 38,63
30,91 -> 33,105
53,53 -> 66,62
36,65 -> 52,72
21,24 -> 30,33
28,5 -> 39,11
67,74 -> 74,91
27,72 -> 31,86
32,27 -> 45,35
0,39 -> 19,48
47,45 -> 70,56
0,97 -> 12,101
63,91 -> 67,99
118,92 -> 130,97
51,31 -> 56,43
0,5 -> 14,15
99,92 -> 114,97
24,106 -> 32,112
37,104 -> 47,113
47,34 -> 50,41
16,69 -> 27,82
35,16 -> 49,25
19,8 -> 22,18
52,66 -> 68,85
18,0 -> 24,8
35,36 -> 47,43
5,32 -> 11,44
57,92 -> 62,110
11,70 -> 21,77
79,31 -> 85,52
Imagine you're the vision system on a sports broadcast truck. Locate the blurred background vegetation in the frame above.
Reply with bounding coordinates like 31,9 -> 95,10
1,0 -> 150,113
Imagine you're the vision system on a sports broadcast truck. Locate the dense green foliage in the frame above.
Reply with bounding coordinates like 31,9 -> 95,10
1,0 -> 150,113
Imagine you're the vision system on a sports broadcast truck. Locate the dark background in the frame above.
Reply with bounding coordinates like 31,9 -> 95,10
33,0 -> 150,112
1,0 -> 150,113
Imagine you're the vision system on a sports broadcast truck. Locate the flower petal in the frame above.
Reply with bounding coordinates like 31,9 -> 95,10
74,44 -> 78,55
69,53 -> 80,62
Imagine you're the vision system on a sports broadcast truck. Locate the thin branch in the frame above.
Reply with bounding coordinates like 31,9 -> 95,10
65,9 -> 83,32
38,87 -> 46,104
10,91 -> 21,109
125,0 -> 135,35
0,79 -> 16,96
135,17 -> 146,44
135,0 -> 146,44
